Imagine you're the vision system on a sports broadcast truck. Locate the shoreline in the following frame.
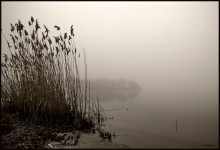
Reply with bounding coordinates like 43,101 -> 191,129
45,132 -> 129,149
1,121 -> 218,149
1,121 -> 129,149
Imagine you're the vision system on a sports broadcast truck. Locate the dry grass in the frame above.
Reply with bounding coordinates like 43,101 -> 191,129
1,17 -> 104,129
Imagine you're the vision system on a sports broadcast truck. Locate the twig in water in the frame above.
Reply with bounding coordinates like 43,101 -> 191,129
176,120 -> 178,133
104,108 -> 128,111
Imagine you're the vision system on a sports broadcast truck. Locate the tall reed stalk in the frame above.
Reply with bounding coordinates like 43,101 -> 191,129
1,17 -> 104,129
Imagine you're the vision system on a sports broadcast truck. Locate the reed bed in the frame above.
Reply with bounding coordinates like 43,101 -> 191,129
1,17 -> 104,130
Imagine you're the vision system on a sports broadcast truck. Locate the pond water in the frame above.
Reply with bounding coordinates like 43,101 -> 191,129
90,79 -> 219,148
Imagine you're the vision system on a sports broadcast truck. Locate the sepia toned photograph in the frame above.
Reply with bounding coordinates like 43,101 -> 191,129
1,1 -> 219,149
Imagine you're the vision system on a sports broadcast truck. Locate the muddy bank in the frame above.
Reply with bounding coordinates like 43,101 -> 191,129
1,122 -> 129,149
45,132 -> 129,149
1,123 -> 56,149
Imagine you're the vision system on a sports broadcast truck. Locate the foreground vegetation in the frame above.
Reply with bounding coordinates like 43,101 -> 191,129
1,17 -> 105,134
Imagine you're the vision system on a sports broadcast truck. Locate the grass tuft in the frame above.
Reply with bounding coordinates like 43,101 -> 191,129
1,17 -> 104,130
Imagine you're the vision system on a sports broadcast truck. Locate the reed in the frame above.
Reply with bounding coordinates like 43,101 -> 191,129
1,17 -> 104,130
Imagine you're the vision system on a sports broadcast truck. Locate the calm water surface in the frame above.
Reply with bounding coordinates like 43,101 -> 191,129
91,79 -> 219,148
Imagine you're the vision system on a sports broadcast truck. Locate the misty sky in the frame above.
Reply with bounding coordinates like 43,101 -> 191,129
1,2 -> 219,110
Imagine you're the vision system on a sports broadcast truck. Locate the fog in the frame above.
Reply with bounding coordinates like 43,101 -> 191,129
1,2 -> 218,148
90,78 -> 141,102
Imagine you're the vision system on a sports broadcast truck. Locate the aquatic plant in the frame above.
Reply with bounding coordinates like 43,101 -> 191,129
1,17 -> 104,129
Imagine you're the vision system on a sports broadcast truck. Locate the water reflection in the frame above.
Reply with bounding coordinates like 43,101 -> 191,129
90,79 -> 141,102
